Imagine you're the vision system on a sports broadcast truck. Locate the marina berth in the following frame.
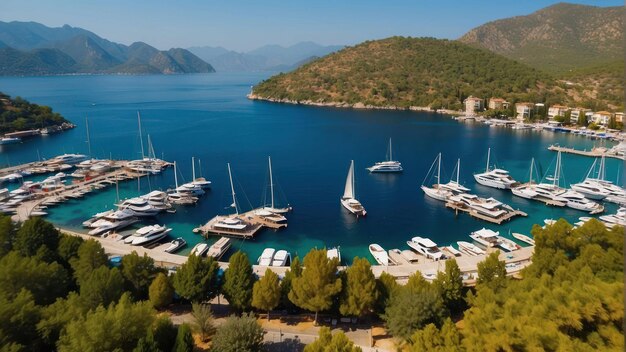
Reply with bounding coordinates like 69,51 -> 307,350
258,248 -> 276,266
190,242 -> 209,257
369,243 -> 390,265
206,237 -> 232,259
406,236 -> 444,260
473,148 -> 519,189
271,250 -> 291,267
367,138 -> 403,173
340,160 -> 367,217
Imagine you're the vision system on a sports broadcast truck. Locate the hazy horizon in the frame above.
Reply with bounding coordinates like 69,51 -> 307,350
1,0 -> 622,51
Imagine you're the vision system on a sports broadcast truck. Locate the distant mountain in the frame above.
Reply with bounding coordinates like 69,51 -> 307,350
251,37 -> 565,109
459,3 -> 624,73
187,42 -> 343,72
0,21 -> 214,75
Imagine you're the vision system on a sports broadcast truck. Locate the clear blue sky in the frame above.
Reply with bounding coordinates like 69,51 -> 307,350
1,0 -> 622,51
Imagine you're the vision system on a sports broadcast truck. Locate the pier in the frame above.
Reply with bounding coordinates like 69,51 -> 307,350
445,202 -> 527,224
548,145 -> 625,161
194,213 -> 264,239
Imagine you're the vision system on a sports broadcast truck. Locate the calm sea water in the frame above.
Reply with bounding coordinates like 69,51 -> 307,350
0,73 -> 621,263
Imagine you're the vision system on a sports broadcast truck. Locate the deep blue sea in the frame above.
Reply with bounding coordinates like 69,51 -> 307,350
0,73 -> 621,263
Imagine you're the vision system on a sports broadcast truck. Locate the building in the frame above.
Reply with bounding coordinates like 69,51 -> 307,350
592,111 -> 613,125
488,98 -> 510,110
615,112 -> 624,124
547,105 -> 569,121
515,103 -> 534,122
463,96 -> 483,116
570,108 -> 591,124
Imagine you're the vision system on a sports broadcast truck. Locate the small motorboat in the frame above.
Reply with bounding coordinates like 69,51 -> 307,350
164,237 -> 187,253
190,243 -> 209,257
271,250 -> 291,267
512,233 -> 535,246
368,243 -> 389,265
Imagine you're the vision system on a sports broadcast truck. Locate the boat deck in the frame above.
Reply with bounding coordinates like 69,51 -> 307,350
533,195 -> 566,207
445,201 -> 527,224
195,214 -> 263,239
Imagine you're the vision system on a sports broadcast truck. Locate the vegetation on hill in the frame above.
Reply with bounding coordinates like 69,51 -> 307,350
561,60 -> 625,111
0,92 -> 69,134
0,215 -> 621,350
252,37 -> 567,110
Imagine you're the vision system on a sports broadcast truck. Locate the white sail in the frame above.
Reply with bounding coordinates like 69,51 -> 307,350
343,160 -> 355,199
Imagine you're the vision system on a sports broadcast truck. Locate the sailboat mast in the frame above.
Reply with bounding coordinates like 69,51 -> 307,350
529,158 -> 534,183
227,163 -> 238,215
456,159 -> 460,184
485,148 -> 490,173
268,156 -> 274,209
554,152 -> 561,187
599,155 -> 606,181
436,153 -> 441,184
174,161 -> 179,188
137,111 -> 145,159
351,160 -> 356,199
389,138 -> 393,161
192,157 -> 196,181
85,116 -> 92,157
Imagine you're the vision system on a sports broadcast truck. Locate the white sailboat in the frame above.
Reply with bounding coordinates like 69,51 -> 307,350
261,156 -> 292,214
441,158 -> 470,194
421,153 -> 453,201
511,158 -> 540,199
473,148 -> 519,189
367,138 -> 403,173
191,157 -> 212,189
341,160 -> 367,217
168,161 -> 198,205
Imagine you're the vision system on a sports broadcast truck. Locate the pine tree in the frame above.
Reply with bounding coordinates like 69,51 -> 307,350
409,319 -> 462,352
304,327 -> 362,352
14,217 -> 60,257
151,316 -> 177,352
222,251 -> 254,312
339,257 -> 376,318
149,272 -> 174,309
0,215 -> 16,257
252,268 -> 281,320
289,249 -> 342,324
121,251 -> 160,300
211,313 -> 264,352
172,323 -> 194,352
433,259 -> 464,314
79,266 -> 125,310
280,256 -> 301,312
70,239 -> 108,285
133,337 -> 160,352
191,302 -> 215,341
172,253 -> 219,302
476,251 -> 507,292
374,272 -> 399,316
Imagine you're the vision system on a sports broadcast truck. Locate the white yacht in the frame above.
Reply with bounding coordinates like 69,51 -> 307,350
190,243 -> 209,257
82,209 -> 114,227
261,156 -> 292,214
327,247 -> 341,263
88,210 -> 138,236
190,157 -> 212,189
421,153 -> 454,201
448,193 -> 510,218
271,250 -> 291,267
130,225 -> 171,246
406,237 -> 444,260
571,179 -> 610,200
0,137 -> 21,144
456,241 -> 485,256
559,190 -> 604,214
368,243 -> 390,265
512,233 -> 535,246
473,148 -> 519,189
258,248 -> 276,266
341,160 -> 367,217
49,153 -> 88,165
168,161 -> 198,205
469,228 -> 500,248
164,237 -> 186,253
206,237 -> 231,259
117,198 -> 161,217
440,158 -> 471,194
367,138 -> 403,173
599,208 -> 626,227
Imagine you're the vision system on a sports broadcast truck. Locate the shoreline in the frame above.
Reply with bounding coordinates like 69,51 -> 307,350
247,93 -> 462,116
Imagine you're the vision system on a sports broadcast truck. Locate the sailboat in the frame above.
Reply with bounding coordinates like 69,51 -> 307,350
367,138 -> 403,173
571,157 -> 618,200
176,158 -> 205,196
421,153 -> 454,201
341,160 -> 367,216
511,158 -> 540,199
168,161 -> 198,205
473,148 -> 519,189
126,112 -> 169,174
440,158 -> 470,194
261,156 -> 292,214
191,157 -> 212,189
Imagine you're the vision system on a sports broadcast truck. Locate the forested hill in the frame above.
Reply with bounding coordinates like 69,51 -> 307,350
0,92 -> 70,134
251,37 -> 565,110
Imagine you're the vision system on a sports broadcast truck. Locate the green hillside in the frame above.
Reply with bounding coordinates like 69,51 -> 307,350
0,92 -> 70,134
252,37 -> 565,110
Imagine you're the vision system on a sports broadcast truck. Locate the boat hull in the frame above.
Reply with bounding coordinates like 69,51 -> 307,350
341,198 -> 366,217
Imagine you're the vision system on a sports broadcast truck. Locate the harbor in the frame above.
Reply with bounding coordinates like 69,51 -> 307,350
548,144 -> 625,161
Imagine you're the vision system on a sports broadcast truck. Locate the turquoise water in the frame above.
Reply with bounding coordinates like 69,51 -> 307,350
0,73 -> 621,264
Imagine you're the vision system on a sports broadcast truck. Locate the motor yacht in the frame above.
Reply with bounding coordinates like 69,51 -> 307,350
271,250 -> 291,267
49,153 -> 88,165
257,248 -> 276,266
164,237 -> 187,253
130,225 -> 171,246
448,193 -> 514,219
512,233 -> 535,246
367,138 -> 403,173
406,237 -> 444,260
456,241 -> 485,256
469,228 -> 500,248
341,160 -> 366,217
369,243 -> 390,265
599,208 -> 626,227
473,148 -> 519,189
88,210 -> 138,236
206,237 -> 231,259
0,137 -> 21,144
559,190 -> 604,213
190,243 -> 209,257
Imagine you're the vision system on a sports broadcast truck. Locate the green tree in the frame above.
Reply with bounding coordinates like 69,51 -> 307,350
70,239 -> 108,284
383,273 -> 446,341
172,323 -> 194,352
289,249 -> 342,324
432,259 -> 464,314
409,318 -> 462,352
56,234 -> 84,271
0,289 -> 42,350
172,254 -> 220,302
476,251 -> 507,292
607,115 -> 617,129
374,272 -> 399,316
58,293 -> 155,352
304,327 -> 362,352
150,316 -> 178,352
121,251 -> 161,300
577,111 -> 588,126
79,266 -> 125,310
37,293 -> 88,348
222,251 -> 254,312
339,257 -> 376,318
0,215 -> 16,257
211,313 -> 264,352
191,302 -> 215,342
13,217 -> 60,257
252,269 -> 281,320
149,272 -> 174,309
280,256 -> 301,312
133,337 -> 160,352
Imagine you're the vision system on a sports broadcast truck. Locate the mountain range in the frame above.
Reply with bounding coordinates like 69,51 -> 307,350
0,21 -> 214,75
187,42 -> 343,72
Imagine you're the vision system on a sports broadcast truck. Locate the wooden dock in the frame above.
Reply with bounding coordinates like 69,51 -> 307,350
548,145 -> 625,161
195,214 -> 263,239
445,202 -> 527,224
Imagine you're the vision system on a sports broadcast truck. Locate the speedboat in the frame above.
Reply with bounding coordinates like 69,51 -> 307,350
369,243 -> 390,265
190,243 -> 209,257
257,248 -> 276,266
456,241 -> 485,256
442,245 -> 462,257
206,237 -> 231,259
473,148 -> 519,189
498,236 -> 521,252
512,233 -> 535,246
164,237 -> 187,253
367,138 -> 403,173
0,137 -> 21,144
271,250 -> 291,267
327,247 -> 341,263
341,160 -> 366,217
406,237 -> 444,260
